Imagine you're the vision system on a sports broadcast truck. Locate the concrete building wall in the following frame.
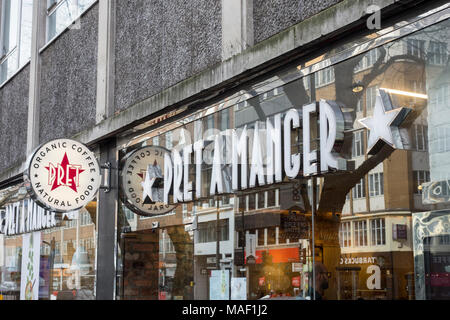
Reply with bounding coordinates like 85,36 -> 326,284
0,66 -> 30,173
114,0 -> 222,113
39,3 -> 99,144
253,0 -> 342,44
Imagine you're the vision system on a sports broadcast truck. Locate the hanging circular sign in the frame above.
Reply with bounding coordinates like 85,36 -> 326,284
120,145 -> 176,216
23,139 -> 101,213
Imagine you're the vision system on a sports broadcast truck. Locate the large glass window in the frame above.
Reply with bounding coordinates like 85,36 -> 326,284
370,218 -> 385,246
369,173 -> 384,197
353,220 -> 368,247
413,170 -> 430,194
339,222 -> 352,248
353,178 -> 366,199
0,185 -> 98,300
352,130 -> 365,157
0,0 -> 33,84
113,10 -> 450,301
46,0 -> 96,43
197,220 -> 229,243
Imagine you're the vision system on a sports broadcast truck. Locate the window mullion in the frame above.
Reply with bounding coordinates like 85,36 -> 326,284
0,0 -> 6,57
15,0 -> 22,69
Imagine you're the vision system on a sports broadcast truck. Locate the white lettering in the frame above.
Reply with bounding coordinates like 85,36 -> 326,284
249,122 -> 265,188
232,126 -> 248,191
284,109 -> 301,178
320,100 -> 338,172
163,152 -> 173,204
210,135 -> 224,195
183,145 -> 193,201
173,149 -> 184,203
367,265 -> 381,290
266,113 -> 282,184
303,103 -> 318,176
194,140 -> 204,199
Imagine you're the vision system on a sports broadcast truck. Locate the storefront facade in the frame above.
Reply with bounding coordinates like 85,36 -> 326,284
0,0 -> 450,300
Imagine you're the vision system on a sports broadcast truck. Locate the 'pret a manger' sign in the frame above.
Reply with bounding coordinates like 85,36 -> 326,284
162,100 -> 352,204
161,89 -> 409,205
0,199 -> 59,236
24,139 -> 101,213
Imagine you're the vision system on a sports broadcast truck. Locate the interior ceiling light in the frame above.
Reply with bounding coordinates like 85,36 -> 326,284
381,88 -> 428,99
352,83 -> 364,93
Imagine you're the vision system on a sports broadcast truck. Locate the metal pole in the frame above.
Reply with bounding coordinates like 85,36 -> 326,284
216,198 -> 220,270
311,177 -> 316,300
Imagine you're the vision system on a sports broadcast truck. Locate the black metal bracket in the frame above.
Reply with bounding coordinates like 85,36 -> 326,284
100,162 -> 112,193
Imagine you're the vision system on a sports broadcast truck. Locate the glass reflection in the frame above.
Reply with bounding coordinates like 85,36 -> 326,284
115,16 -> 450,300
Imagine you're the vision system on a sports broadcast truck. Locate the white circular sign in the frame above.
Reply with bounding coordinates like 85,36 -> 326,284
120,145 -> 176,216
24,139 -> 101,213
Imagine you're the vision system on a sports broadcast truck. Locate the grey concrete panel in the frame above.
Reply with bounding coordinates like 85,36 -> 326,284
190,0 -> 222,75
253,0 -> 342,44
114,0 -> 221,113
0,66 -> 30,173
39,3 -> 99,144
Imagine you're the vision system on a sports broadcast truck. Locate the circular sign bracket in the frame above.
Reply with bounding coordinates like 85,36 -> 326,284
99,162 -> 112,193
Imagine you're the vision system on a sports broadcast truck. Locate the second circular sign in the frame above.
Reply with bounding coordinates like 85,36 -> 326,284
120,145 -> 176,216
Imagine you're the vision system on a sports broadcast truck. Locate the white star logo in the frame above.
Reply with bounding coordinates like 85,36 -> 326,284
141,162 -> 163,203
358,89 -> 410,155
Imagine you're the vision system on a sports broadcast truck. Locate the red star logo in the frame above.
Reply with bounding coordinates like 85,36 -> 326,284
45,153 -> 85,192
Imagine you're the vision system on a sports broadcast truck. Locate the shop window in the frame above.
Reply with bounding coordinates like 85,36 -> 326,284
413,170 -> 430,194
355,48 -> 380,72
267,227 -> 276,245
353,220 -> 367,247
0,0 -> 32,84
434,125 -> 450,155
413,124 -> 428,151
352,130 -> 365,157
356,99 -> 362,112
124,208 -> 135,221
370,218 -> 386,246
248,193 -> 255,211
238,195 -> 246,212
339,221 -> 352,248
153,136 -> 159,146
428,41 -> 447,65
278,226 -> 286,244
165,131 -> 173,149
204,114 -> 215,138
352,178 -> 365,199
315,66 -> 335,87
257,228 -> 265,246
369,172 -> 384,196
197,219 -> 229,243
65,218 -> 76,229
435,84 -> 449,110
220,109 -> 229,131
80,211 -> 92,226
46,0 -> 96,42
257,192 -> 265,209
267,189 -> 276,207
237,231 -> 244,248
365,85 -> 379,111
221,195 -> 232,206
160,231 -> 176,254
302,77 -> 309,90
407,38 -> 426,58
